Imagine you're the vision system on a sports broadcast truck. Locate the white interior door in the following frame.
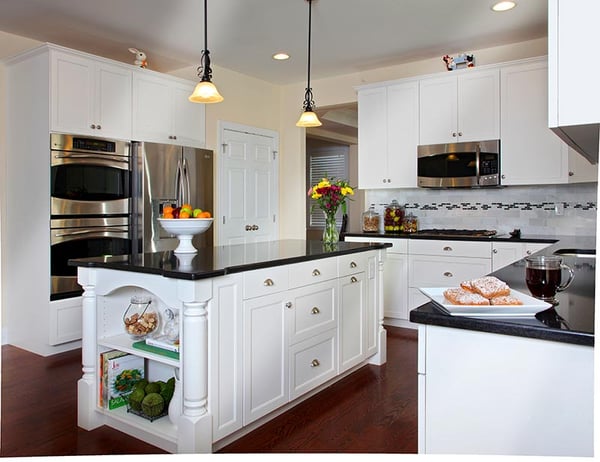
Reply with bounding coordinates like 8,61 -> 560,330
219,123 -> 279,246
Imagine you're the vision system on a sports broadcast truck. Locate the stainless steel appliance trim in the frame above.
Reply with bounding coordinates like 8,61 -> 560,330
51,152 -> 129,169
417,139 -> 500,158
50,133 -> 130,157
51,197 -> 130,216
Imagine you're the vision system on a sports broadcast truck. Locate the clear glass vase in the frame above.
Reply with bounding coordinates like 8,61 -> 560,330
322,211 -> 339,245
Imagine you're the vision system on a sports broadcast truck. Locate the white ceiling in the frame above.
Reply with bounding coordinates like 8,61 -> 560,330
0,0 -> 548,85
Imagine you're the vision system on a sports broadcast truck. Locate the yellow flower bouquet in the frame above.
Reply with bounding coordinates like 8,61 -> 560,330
308,176 -> 354,244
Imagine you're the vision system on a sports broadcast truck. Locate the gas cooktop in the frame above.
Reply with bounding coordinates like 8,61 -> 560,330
416,228 -> 497,238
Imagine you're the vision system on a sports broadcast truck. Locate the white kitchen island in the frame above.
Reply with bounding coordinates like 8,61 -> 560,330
71,240 -> 389,453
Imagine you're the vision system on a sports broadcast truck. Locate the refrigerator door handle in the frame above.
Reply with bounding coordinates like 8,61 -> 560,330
182,157 -> 191,206
175,158 -> 184,206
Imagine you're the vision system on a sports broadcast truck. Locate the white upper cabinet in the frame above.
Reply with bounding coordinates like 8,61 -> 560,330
357,81 -> 419,189
132,72 -> 205,148
50,50 -> 133,140
419,69 -> 500,145
500,59 -> 568,185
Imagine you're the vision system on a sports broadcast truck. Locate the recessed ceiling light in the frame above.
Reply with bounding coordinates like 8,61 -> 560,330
492,1 -> 516,12
272,52 -> 290,61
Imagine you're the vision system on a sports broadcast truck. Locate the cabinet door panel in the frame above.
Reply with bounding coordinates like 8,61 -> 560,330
96,63 -> 132,140
419,76 -> 457,145
383,253 -> 408,319
457,70 -> 499,142
132,73 -> 173,143
409,256 -> 491,287
243,293 -> 288,424
339,273 -> 367,372
289,330 -> 337,399
288,281 -> 336,345
171,82 -> 205,148
358,87 -> 387,188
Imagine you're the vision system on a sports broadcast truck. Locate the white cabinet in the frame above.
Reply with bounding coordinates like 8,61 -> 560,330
548,0 -> 600,128
491,241 -> 552,271
133,71 -> 205,148
51,49 -> 133,140
408,240 -> 492,311
357,81 -> 419,189
418,325 -> 593,456
500,60 -> 568,185
419,69 -> 499,145
338,270 -> 367,373
344,236 -> 409,323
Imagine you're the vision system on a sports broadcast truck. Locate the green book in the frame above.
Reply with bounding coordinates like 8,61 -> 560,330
132,340 -> 180,360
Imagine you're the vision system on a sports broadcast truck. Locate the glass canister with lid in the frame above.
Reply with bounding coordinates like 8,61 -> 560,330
401,212 -> 419,233
384,200 -> 405,233
123,295 -> 159,339
362,205 -> 380,233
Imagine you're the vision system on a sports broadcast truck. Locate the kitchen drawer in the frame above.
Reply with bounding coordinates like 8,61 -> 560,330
409,239 -> 492,258
409,255 -> 491,287
290,257 -> 338,289
243,266 -> 289,299
289,329 -> 337,400
288,280 -> 337,345
338,252 -> 368,277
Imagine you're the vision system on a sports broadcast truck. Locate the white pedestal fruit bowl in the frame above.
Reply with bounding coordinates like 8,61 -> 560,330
157,218 -> 213,254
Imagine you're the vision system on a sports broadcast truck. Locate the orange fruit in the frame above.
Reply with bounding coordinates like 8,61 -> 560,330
163,205 -> 174,215
179,211 -> 191,218
163,212 -> 174,219
199,211 -> 211,218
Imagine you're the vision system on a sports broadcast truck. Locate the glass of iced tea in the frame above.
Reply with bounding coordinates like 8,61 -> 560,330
525,255 -> 574,303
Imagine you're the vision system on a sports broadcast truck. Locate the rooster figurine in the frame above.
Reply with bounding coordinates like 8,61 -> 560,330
128,48 -> 148,68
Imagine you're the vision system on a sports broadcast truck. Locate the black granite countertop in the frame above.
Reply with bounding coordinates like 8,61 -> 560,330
409,235 -> 595,346
69,239 -> 391,281
343,231 -> 559,243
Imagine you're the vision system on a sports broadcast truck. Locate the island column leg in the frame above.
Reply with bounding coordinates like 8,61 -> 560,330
77,267 -> 103,430
178,296 -> 212,453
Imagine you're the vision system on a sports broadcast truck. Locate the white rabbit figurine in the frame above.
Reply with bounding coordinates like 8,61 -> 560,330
128,47 -> 147,68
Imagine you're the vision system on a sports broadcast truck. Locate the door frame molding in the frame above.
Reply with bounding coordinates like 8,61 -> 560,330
217,121 -> 280,246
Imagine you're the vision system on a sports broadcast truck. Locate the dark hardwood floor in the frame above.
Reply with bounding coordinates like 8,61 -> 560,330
1,326 -> 417,456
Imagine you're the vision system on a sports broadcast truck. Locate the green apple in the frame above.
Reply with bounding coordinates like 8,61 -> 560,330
193,208 -> 203,218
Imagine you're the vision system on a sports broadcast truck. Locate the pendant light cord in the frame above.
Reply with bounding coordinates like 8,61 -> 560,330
306,0 -> 312,92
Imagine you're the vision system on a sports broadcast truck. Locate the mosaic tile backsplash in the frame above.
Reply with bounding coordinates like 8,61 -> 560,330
365,183 -> 597,237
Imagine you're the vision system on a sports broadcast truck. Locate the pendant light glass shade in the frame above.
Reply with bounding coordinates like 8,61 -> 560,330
189,0 -> 223,104
296,0 -> 321,127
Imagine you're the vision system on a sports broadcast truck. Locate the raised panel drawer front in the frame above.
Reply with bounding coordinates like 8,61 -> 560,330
338,252 -> 368,277
243,266 -> 289,299
289,329 -> 337,400
288,281 -> 337,345
289,257 -> 338,289
409,255 -> 492,287
409,240 -> 491,258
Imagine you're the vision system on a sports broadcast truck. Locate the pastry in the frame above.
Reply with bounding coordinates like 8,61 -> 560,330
443,288 -> 490,305
462,276 -> 510,299
490,295 -> 523,305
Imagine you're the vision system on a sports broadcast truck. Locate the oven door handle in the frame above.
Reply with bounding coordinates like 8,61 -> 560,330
53,228 -> 129,238
53,153 -> 129,163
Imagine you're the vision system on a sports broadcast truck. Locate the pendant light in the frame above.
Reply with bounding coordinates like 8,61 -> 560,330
296,0 -> 322,127
189,0 -> 224,103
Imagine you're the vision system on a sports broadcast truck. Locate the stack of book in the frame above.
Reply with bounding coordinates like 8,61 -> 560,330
132,335 -> 180,360
99,350 -> 145,410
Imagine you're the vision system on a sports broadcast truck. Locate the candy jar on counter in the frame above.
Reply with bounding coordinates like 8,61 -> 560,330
401,213 -> 419,233
384,200 -> 405,233
123,295 -> 159,339
362,205 -> 380,233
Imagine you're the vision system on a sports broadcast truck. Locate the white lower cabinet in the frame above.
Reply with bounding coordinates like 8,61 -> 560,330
339,271 -> 367,373
418,324 -> 593,456
492,241 -> 552,271
49,296 -> 83,345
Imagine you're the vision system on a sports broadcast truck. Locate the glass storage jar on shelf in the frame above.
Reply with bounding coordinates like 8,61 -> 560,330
384,200 -> 405,233
123,295 -> 159,340
362,205 -> 380,233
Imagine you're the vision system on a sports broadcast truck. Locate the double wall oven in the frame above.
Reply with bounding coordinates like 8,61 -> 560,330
50,134 -> 132,300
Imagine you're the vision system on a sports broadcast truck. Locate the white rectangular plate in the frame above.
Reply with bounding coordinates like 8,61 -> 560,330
418,287 -> 552,317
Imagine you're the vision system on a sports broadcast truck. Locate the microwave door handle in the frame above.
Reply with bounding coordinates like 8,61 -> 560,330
475,144 -> 481,183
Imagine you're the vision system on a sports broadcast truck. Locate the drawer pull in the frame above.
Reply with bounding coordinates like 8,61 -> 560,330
285,302 -> 293,309
350,276 -> 358,283
310,359 -> 320,368
263,278 -> 274,286
443,246 -> 453,251
526,250 -> 533,255
311,307 -> 320,315
350,261 -> 357,268
312,269 -> 321,276
443,271 -> 453,277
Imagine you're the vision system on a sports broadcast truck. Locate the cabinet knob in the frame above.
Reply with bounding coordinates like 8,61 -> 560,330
263,278 -> 274,286
96,124 -> 101,130
310,359 -> 320,367
312,269 -> 321,277
311,307 -> 320,315
526,250 -> 533,255
350,261 -> 357,268
251,224 -> 259,231
443,246 -> 452,251
452,132 -> 457,137
493,249 -> 498,254
458,131 -> 462,137
90,124 -> 96,129
568,171 -> 574,177
285,301 -> 293,309
173,135 -> 177,140
443,271 -> 453,277
501,174 -> 506,179
245,225 -> 252,231
350,276 -> 358,283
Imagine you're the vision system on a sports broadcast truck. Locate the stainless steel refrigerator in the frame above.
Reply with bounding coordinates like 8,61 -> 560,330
131,142 -> 214,253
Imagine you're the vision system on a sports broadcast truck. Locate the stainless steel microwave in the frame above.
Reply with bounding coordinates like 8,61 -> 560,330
417,139 -> 500,188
